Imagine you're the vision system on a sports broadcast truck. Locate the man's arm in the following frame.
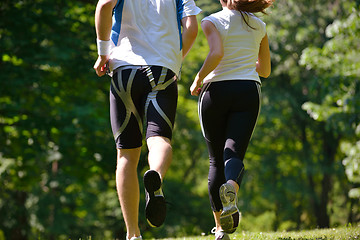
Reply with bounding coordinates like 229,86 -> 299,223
93,0 -> 117,77
95,0 -> 116,40
181,15 -> 198,59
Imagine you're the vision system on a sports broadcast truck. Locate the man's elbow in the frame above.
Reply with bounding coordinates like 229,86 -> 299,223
187,24 -> 198,41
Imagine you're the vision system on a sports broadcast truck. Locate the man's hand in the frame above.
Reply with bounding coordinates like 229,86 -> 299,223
93,55 -> 109,77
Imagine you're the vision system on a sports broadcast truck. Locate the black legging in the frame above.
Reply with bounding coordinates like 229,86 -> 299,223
198,80 -> 261,212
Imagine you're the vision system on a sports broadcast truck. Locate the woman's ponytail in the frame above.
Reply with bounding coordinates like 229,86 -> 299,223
223,0 -> 273,13
222,0 -> 274,29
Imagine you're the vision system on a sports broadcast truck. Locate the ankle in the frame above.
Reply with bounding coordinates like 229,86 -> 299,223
217,226 -> 224,233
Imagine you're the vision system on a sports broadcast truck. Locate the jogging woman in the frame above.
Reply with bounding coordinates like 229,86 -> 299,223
190,0 -> 273,239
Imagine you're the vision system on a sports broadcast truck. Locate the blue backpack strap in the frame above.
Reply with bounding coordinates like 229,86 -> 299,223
111,0 -> 125,45
176,0 -> 184,50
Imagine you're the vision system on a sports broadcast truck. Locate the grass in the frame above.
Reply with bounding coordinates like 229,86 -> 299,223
159,225 -> 360,240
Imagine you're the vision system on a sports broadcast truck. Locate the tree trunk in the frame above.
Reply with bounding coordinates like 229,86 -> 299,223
315,125 -> 340,228
10,191 -> 29,240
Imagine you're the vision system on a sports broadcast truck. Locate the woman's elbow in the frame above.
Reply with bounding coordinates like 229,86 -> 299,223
257,67 -> 271,78
216,50 -> 224,59
210,51 -> 224,62
256,61 -> 271,78
211,46 -> 224,59
260,70 -> 271,78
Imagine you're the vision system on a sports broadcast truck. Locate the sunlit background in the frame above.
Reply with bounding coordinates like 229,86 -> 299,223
0,0 -> 359,239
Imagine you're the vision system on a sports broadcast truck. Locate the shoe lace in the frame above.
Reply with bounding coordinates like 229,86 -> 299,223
211,227 -> 217,234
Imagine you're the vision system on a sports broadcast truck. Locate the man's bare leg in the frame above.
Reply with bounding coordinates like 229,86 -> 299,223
143,136 -> 172,227
116,147 -> 142,239
147,136 -> 172,179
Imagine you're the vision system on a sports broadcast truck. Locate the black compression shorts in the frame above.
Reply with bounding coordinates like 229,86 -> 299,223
110,65 -> 178,149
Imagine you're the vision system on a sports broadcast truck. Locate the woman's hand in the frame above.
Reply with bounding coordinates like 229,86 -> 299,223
190,73 -> 203,96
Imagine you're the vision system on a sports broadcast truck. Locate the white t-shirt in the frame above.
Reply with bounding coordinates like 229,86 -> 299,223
109,0 -> 201,77
202,7 -> 266,84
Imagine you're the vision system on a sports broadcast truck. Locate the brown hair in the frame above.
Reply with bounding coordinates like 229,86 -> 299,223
222,0 -> 274,29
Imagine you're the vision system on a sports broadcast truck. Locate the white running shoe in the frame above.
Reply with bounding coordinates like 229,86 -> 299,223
219,183 -> 241,234
211,227 -> 230,240
127,236 -> 142,240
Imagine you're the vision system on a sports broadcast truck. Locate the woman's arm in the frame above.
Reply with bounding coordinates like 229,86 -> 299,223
190,20 -> 223,96
256,33 -> 271,78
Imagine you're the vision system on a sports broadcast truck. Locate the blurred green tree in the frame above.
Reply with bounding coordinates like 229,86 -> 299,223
244,0 -> 360,229
300,4 -> 360,222
0,0 -> 359,239
0,0 -> 120,239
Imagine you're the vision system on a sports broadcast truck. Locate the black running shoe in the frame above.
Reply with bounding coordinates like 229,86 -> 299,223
219,183 -> 241,234
143,170 -> 166,227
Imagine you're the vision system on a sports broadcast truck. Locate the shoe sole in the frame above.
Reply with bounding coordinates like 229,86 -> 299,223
144,170 -> 166,227
219,183 -> 240,234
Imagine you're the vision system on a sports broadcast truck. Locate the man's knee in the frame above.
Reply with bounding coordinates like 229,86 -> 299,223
147,136 -> 171,150
116,147 -> 141,168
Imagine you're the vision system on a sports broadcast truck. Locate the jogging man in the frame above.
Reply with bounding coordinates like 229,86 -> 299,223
94,0 -> 201,239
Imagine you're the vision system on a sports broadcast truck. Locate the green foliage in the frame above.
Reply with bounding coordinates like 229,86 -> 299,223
0,0 -> 119,239
299,4 -> 360,200
194,0 -> 222,17
0,0 -> 359,239
242,0 -> 360,230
